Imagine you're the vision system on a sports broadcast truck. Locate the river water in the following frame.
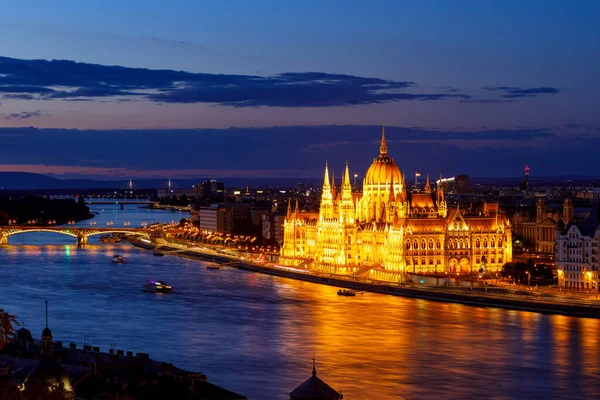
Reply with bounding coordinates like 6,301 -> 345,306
1,204 -> 600,399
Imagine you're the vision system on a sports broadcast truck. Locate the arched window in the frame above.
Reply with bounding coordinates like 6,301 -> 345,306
476,257 -> 481,264
421,258 -> 426,265
347,235 -> 352,245
414,240 -> 418,250
476,238 -> 480,248
406,240 -> 411,250
429,239 -> 434,249
498,238 -> 503,248
483,238 -> 488,248
490,238 -> 495,248
458,239 -> 463,249
421,239 -> 426,250
429,258 -> 433,265
436,239 -> 441,249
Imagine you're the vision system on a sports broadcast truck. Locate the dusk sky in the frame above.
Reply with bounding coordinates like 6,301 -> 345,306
0,0 -> 599,180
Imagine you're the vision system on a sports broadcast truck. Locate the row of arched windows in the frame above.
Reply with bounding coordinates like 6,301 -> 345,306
404,236 -> 506,250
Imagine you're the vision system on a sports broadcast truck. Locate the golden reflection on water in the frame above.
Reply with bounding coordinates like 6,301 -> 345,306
275,277 -> 600,400
3,242 -> 600,399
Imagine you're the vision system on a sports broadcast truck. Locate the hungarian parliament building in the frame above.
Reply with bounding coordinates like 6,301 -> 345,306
280,127 -> 513,282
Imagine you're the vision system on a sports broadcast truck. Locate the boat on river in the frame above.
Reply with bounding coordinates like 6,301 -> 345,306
153,252 -> 164,256
142,280 -> 172,293
206,264 -> 221,270
337,289 -> 356,296
111,255 -> 124,263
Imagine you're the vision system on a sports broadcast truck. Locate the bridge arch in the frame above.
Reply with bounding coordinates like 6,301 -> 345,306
0,227 -> 149,245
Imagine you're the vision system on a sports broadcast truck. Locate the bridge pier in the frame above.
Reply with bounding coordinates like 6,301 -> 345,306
120,203 -> 124,210
77,235 -> 88,246
0,235 -> 7,245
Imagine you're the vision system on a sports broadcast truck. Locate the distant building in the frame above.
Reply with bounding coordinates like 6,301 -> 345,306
454,175 -> 470,194
157,188 -> 197,198
555,208 -> 600,291
198,203 -> 268,237
513,197 -> 574,253
197,180 -> 225,201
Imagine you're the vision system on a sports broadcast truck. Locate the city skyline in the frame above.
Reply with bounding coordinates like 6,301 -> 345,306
0,1 -> 599,178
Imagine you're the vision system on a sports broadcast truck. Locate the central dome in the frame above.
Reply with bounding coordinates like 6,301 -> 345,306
364,126 -> 402,186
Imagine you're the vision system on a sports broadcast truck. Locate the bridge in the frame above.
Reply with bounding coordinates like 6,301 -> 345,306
85,200 -> 159,210
0,226 -> 150,245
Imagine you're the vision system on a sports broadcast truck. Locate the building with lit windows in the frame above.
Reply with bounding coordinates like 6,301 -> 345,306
555,210 -> 600,291
279,127 -> 513,282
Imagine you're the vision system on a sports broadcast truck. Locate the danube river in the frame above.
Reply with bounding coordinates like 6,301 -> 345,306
2,204 -> 600,399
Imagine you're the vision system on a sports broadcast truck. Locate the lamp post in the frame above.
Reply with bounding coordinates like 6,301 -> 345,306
526,271 -> 530,287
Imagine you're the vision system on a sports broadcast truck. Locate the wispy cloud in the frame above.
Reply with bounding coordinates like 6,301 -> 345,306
482,86 -> 561,98
4,110 -> 45,120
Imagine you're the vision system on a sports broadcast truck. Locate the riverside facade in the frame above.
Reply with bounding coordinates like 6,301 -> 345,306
280,127 -> 513,282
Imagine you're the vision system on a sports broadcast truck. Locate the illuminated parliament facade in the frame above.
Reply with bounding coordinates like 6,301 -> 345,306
280,127 -> 512,281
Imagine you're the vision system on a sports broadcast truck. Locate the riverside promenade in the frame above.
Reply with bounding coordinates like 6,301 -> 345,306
138,237 -> 600,319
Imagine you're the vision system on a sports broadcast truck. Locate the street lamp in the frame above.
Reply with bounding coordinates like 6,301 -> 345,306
526,271 -> 530,287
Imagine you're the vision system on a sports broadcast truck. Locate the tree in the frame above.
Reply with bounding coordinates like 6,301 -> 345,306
0,308 -> 19,350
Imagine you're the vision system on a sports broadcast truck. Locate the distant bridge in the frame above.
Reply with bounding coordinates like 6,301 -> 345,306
85,200 -> 159,210
0,226 -> 150,245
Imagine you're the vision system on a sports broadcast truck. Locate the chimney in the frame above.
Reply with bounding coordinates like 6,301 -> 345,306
126,351 -> 133,357
92,346 -> 100,352
83,345 -> 92,351
69,342 -> 76,349
109,349 -> 114,354
116,350 -> 124,356
55,341 -> 63,348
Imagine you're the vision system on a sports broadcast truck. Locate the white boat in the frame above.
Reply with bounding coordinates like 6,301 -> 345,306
111,255 -> 124,263
141,280 -> 172,293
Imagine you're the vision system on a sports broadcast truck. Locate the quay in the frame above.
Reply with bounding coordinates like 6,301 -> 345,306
136,237 -> 600,319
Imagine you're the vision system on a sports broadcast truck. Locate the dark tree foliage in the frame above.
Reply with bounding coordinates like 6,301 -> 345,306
0,196 -> 92,225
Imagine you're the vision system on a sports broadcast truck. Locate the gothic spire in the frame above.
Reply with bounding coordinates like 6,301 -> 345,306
323,161 -> 330,188
286,198 -> 292,220
379,123 -> 388,156
424,173 -> 431,193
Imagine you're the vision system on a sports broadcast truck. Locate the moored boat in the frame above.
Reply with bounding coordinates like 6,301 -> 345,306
206,264 -> 221,270
111,255 -> 124,263
337,289 -> 356,296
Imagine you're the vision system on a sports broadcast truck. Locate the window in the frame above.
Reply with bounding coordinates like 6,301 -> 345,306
476,238 -> 480,248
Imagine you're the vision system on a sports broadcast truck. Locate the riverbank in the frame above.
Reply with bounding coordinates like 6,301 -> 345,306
132,239 -> 600,319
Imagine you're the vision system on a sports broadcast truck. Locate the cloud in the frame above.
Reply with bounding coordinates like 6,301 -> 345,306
0,125 -> 592,178
460,99 -> 515,104
0,56 -> 475,107
564,123 -> 590,129
4,110 -> 45,120
481,86 -> 561,98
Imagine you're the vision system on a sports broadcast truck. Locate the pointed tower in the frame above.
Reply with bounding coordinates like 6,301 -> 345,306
42,301 -> 53,358
331,170 -> 337,201
294,198 -> 300,219
286,198 -> 292,221
424,174 -> 431,193
387,177 -> 396,223
380,123 -> 388,155
340,160 -> 355,223
437,172 -> 447,218
319,161 -> 334,221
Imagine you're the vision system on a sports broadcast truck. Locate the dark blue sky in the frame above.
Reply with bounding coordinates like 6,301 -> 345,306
0,1 -> 598,179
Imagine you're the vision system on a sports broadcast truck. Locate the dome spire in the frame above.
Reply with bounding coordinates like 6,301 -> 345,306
379,123 -> 388,156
